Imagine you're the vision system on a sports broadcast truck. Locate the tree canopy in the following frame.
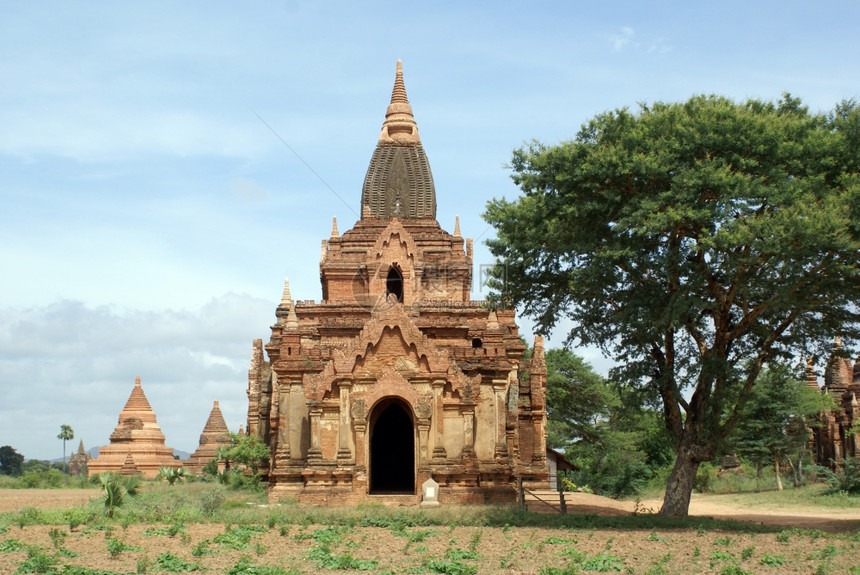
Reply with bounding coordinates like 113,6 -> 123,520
545,348 -> 613,448
545,348 -> 673,497
728,362 -> 832,489
0,445 -> 24,476
218,432 -> 269,474
484,94 -> 860,516
58,424 -> 74,474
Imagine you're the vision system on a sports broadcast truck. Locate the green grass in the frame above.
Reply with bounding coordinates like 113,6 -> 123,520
0,538 -> 26,552
226,556 -> 300,575
637,461 -> 860,506
155,551 -> 200,572
0,498 -> 795,533
760,553 -> 785,566
0,472 -> 96,490
0,478 -> 858,536
106,536 -> 141,558
685,483 -> 860,509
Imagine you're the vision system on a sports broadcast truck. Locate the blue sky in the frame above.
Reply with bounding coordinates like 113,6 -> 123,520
1,1 -> 858,461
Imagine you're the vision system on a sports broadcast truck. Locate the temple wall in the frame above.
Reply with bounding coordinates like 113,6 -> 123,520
474,389 -> 496,460
320,410 -> 339,460
808,340 -> 859,469
518,419 -> 535,463
287,387 -> 309,460
442,410 -> 464,457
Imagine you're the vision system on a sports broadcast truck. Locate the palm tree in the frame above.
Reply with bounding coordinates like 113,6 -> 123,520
57,425 -> 74,474
98,473 -> 141,518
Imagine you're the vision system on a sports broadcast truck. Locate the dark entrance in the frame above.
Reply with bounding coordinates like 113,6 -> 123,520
369,399 -> 414,493
386,266 -> 403,302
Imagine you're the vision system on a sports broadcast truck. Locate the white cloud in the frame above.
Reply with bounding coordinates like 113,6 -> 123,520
231,177 -> 270,203
0,294 -> 275,460
611,26 -> 636,52
0,105 -> 269,163
609,27 -> 673,55
647,37 -> 673,54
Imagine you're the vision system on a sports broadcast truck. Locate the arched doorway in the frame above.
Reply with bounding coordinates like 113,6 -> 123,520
386,266 -> 403,302
369,398 -> 415,493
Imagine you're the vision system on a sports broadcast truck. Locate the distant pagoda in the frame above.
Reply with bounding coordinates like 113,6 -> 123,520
88,376 -> 181,478
67,439 -> 91,476
185,399 -> 232,474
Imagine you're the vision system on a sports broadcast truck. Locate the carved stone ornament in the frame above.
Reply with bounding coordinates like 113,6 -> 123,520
351,398 -> 367,422
463,380 -> 473,401
415,394 -> 433,419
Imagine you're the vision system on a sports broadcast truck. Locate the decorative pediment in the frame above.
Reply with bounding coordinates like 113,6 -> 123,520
446,361 -> 483,401
305,303 -> 449,401
373,218 -> 419,265
352,325 -> 428,375
341,303 -> 448,375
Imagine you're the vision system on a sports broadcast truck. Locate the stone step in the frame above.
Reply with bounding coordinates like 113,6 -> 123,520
367,494 -> 421,506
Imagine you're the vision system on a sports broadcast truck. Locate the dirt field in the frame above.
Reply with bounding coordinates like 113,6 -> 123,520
1,489 -> 859,574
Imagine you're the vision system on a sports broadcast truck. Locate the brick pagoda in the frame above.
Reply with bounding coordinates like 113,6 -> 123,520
185,399 -> 232,474
88,376 -> 181,478
67,439 -> 91,476
246,61 -> 549,504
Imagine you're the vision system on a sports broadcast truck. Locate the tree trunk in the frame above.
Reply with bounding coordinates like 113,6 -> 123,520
659,450 -> 699,517
797,457 -> 803,487
774,455 -> 783,491
786,455 -> 799,488
794,443 -> 807,487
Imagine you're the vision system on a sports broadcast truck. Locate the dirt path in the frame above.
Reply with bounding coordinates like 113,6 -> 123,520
538,492 -> 860,532
686,494 -> 860,532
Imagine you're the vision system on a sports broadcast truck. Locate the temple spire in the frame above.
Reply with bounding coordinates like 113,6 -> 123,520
378,59 -> 420,144
123,375 -> 154,414
805,357 -> 819,390
280,278 -> 293,307
390,59 -> 408,103
362,60 -> 436,220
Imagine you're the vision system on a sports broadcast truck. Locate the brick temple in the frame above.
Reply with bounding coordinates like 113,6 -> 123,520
812,337 -> 860,466
246,61 -> 549,504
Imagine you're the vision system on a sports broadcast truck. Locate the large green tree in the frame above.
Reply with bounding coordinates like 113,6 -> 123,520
484,95 -> 860,516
